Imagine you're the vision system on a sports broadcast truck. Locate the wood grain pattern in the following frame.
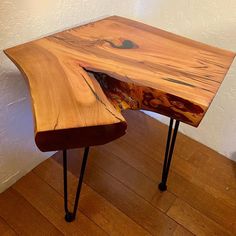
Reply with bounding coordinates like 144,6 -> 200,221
0,111 -> 235,235
173,225 -> 194,236
33,159 -> 151,236
53,153 -> 179,235
0,217 -> 16,236
104,111 -> 236,233
54,110 -> 236,235
0,188 -> 62,235
86,147 -> 176,212
4,16 -> 235,151
13,172 -> 107,236
4,41 -> 127,151
167,199 -> 232,236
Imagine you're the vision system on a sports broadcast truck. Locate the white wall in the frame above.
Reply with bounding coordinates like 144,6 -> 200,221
134,0 -> 236,161
0,0 -> 137,193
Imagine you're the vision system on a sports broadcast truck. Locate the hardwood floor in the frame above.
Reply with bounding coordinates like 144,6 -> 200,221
0,111 -> 235,235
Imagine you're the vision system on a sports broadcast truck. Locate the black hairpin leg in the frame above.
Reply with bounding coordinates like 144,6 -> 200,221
63,147 -> 90,222
159,118 -> 180,191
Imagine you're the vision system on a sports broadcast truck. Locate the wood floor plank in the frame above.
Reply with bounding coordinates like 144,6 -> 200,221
79,186 -> 151,236
167,198 -> 233,236
13,171 -> 106,236
171,154 -> 236,213
0,217 -> 16,236
110,130 -> 236,234
83,162 -> 178,235
126,112 -> 236,198
84,146 -> 176,212
34,159 -> 150,236
53,153 -> 178,236
0,188 -> 62,236
105,111 -> 236,234
110,132 -> 235,206
101,137 -> 163,183
191,150 -> 236,186
1,110 -> 235,235
111,117 -> 236,208
188,148 -> 236,207
172,225 -> 194,236
170,176 -> 236,234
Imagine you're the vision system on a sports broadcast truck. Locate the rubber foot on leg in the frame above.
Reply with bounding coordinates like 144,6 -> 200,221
158,182 -> 167,192
65,212 -> 75,222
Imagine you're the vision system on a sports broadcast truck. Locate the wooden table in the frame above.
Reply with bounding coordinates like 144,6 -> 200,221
4,16 -> 235,222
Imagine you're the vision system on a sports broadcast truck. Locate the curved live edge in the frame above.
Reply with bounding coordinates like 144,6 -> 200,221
4,16 -> 235,152
4,47 -> 127,152
88,71 -> 205,126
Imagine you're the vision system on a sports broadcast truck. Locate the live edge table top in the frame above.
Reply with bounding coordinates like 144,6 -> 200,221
4,16 -> 235,151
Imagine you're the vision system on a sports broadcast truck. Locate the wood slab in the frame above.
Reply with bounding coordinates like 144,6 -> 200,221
4,16 -> 235,151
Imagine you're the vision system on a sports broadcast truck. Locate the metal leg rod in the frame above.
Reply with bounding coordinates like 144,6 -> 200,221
63,150 -> 69,214
63,147 -> 90,222
159,118 -> 179,191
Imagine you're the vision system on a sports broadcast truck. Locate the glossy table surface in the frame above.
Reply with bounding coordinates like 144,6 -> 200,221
4,16 -> 235,151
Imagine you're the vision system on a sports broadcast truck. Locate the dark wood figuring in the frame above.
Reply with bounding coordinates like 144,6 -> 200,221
4,16 -> 235,151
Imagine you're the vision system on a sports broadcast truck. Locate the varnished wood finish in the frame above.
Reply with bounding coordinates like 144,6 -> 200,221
4,44 -> 127,151
54,111 -> 236,235
0,111 -> 235,235
4,16 -> 235,151
167,199 -> 232,236
0,189 -> 62,235
0,217 -> 16,236
13,172 -> 107,236
33,160 -> 151,236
